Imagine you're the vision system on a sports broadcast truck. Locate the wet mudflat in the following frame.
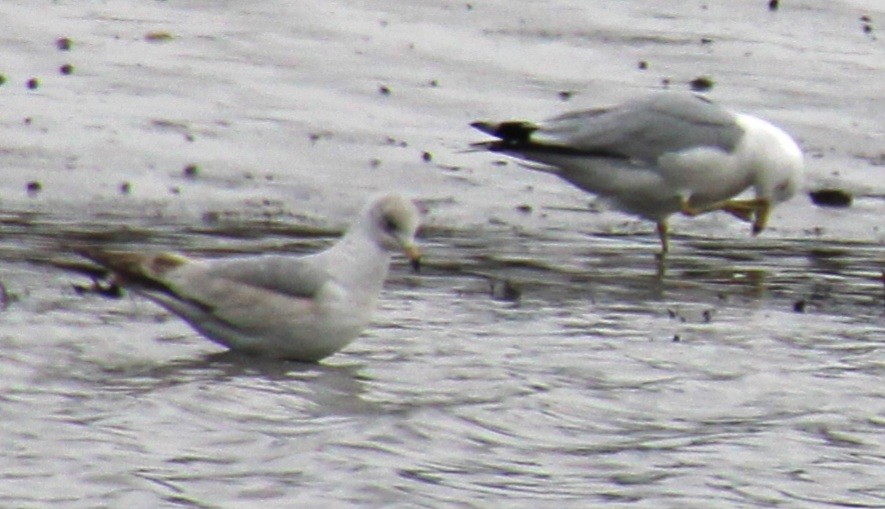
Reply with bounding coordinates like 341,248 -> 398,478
1,0 -> 883,508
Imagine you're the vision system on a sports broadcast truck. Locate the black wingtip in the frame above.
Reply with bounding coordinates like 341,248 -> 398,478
470,120 -> 538,145
470,121 -> 497,136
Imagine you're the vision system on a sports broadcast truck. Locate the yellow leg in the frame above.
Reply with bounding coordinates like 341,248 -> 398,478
682,197 -> 771,235
752,200 -> 771,235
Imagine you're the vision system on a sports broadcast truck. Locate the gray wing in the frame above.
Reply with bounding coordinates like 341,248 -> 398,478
533,93 -> 745,162
199,253 -> 332,300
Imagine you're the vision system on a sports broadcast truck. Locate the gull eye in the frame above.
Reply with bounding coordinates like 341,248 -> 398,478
382,215 -> 398,233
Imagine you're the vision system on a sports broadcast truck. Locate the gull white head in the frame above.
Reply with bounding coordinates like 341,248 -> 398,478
360,194 -> 422,270
737,114 -> 804,205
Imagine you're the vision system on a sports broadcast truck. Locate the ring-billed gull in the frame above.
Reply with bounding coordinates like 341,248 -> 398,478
471,92 -> 804,255
75,194 -> 422,362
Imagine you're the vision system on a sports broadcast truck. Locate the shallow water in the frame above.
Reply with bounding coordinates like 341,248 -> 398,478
1,0 -> 883,508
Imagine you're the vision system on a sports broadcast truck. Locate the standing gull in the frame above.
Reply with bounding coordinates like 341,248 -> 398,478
471,92 -> 804,254
75,194 -> 422,362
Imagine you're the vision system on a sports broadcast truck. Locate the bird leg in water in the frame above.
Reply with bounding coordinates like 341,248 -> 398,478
656,221 -> 669,256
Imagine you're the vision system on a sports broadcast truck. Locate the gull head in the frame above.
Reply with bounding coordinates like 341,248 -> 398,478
364,194 -> 422,271
739,114 -> 805,205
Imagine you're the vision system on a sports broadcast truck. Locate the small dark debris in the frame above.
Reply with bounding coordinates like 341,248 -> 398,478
120,182 -> 131,195
638,60 -> 648,70
809,189 -> 852,208
429,79 -> 439,87
667,309 -> 677,319
73,279 -> 124,299
379,85 -> 391,96
56,37 -> 72,51
661,78 -> 671,89
516,204 -> 532,214
702,309 -> 712,323
717,292 -> 727,301
26,181 -> 42,195
59,63 -> 74,75
185,133 -> 195,142
466,3 -> 473,10
861,15 -> 872,22
169,186 -> 181,195
768,0 -> 779,11
672,334 -> 681,342
369,158 -> 382,168
26,78 -> 40,90
23,117 -> 32,125
202,211 -> 221,224
490,278 -> 521,302
384,136 -> 407,147
700,37 -> 714,44
862,23 -> 873,34
421,151 -> 432,162
689,76 -> 714,92
793,299 -> 807,313
145,31 -> 174,42
558,91 -> 573,101
182,164 -> 199,178
0,74 -> 6,86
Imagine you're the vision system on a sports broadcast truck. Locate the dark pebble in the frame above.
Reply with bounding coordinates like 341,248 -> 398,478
0,74 -> 6,86
429,79 -> 439,87
379,85 -> 391,96
793,299 -> 807,313
558,91 -> 572,101
689,76 -> 714,91
860,15 -> 872,22
59,64 -> 74,75
809,189 -> 852,207
863,23 -> 873,34
672,334 -> 681,342
56,37 -> 72,51
27,78 -> 39,90
120,182 -> 131,195
516,204 -> 532,214
202,211 -> 221,224
768,0 -> 779,11
421,151 -> 432,162
700,37 -> 714,44
26,181 -> 42,195
145,31 -> 173,42
490,279 -> 521,302
638,60 -> 648,70
661,78 -> 671,88
183,164 -> 199,178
